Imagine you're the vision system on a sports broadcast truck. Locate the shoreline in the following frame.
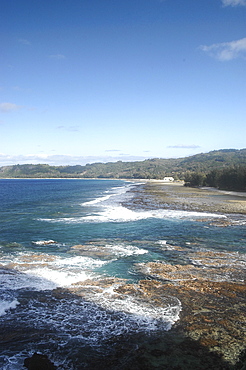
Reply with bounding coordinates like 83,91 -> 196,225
122,181 -> 246,368
1,179 -> 245,369
126,181 -> 246,215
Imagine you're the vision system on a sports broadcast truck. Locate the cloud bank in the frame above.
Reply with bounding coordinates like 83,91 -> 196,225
0,153 -> 148,167
200,37 -> 246,61
221,0 -> 246,6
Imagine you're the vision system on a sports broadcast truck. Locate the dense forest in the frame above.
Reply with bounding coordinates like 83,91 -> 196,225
184,166 -> 246,192
0,149 -> 246,191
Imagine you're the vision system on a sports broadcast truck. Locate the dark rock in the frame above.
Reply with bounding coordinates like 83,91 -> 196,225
24,353 -> 56,370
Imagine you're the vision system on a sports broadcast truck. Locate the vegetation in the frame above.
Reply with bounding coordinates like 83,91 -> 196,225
0,149 -> 246,191
184,166 -> 246,192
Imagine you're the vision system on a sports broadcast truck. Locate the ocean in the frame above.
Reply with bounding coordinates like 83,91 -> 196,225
0,179 -> 245,369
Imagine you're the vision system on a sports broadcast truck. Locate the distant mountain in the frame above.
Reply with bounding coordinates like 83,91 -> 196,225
0,149 -> 246,180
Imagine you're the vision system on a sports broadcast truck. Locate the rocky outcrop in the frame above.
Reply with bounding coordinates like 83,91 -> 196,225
24,353 -> 56,370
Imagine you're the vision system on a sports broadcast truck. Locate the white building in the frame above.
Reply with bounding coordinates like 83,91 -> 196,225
163,177 -> 174,182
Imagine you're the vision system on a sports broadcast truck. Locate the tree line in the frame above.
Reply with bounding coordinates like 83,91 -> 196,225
184,166 -> 246,192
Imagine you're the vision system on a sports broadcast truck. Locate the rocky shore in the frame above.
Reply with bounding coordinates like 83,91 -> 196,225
4,181 -> 246,370
117,181 -> 246,369
50,182 -> 245,369
56,244 -> 245,369
125,181 -> 246,215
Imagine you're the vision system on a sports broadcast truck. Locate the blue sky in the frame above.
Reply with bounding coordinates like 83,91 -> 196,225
1,0 -> 246,166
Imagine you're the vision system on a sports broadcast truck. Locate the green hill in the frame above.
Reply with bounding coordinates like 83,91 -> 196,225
0,148 -> 246,180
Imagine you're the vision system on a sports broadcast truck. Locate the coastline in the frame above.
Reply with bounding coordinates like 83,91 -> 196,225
1,179 -> 245,369
120,181 -> 246,369
125,181 -> 246,215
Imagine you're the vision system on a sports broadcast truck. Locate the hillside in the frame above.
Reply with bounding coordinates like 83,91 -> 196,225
0,149 -> 246,180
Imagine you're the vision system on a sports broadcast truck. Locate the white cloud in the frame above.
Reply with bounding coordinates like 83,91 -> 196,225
49,54 -> 66,59
18,38 -> 31,45
12,86 -> 23,91
221,0 -> 246,6
56,125 -> 79,131
0,102 -> 22,113
105,149 -> 121,152
200,37 -> 246,61
167,144 -> 201,149
0,154 -> 149,167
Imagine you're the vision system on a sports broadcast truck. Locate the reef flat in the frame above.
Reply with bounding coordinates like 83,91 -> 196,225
125,181 -> 246,215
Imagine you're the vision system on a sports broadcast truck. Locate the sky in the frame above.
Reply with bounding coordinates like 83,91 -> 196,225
1,0 -> 246,166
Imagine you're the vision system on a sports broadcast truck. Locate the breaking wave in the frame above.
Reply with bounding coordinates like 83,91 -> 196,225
0,298 -> 19,317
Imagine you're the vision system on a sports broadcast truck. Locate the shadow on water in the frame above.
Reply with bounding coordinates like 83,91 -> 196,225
0,266 -> 245,370
75,329 -> 246,370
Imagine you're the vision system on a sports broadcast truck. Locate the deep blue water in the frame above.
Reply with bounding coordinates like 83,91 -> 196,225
0,179 -> 245,369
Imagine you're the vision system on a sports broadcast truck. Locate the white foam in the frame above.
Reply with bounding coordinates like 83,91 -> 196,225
230,218 -> 246,226
82,206 -> 225,223
0,268 -> 59,290
36,180 -> 227,225
0,266 -> 94,290
81,184 -> 133,206
158,240 -> 175,250
79,182 -> 227,223
39,203 -> 227,224
82,193 -> 113,206
85,205 -> 150,222
24,267 -> 91,288
1,290 -> 180,353
0,353 -> 26,370
109,243 -> 147,256
53,255 -> 107,268
32,240 -> 57,246
0,299 -> 19,316
0,254 -> 107,290
89,287 -> 181,331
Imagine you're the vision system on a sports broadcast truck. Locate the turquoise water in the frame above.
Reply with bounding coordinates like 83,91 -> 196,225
0,179 -> 245,369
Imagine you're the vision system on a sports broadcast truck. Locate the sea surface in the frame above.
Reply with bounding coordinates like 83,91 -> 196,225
0,179 -> 245,369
